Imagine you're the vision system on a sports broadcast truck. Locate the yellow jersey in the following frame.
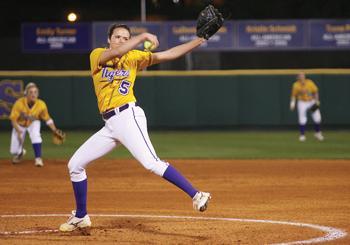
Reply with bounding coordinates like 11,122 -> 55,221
9,97 -> 51,127
90,48 -> 153,113
291,79 -> 318,101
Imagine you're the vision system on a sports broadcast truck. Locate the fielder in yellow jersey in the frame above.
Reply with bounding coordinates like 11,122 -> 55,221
10,96 -> 51,127
291,77 -> 318,102
60,23 -> 216,232
9,82 -> 60,166
290,72 -> 324,142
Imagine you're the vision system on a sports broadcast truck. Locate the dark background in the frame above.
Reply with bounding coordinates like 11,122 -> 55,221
1,0 -> 350,70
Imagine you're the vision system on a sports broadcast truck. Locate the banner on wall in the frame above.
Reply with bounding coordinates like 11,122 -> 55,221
22,23 -> 92,52
236,20 -> 306,49
166,21 -> 234,50
309,20 -> 350,48
22,20 -> 350,52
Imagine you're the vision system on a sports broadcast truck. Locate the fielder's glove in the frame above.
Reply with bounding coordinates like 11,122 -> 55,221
52,129 -> 66,145
196,4 -> 224,40
310,101 -> 320,112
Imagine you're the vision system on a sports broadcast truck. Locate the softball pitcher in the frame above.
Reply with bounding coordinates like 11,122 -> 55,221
9,83 -> 60,166
290,72 -> 324,142
59,15 -> 224,232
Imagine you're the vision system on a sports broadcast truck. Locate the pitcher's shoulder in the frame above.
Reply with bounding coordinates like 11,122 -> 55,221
90,48 -> 107,58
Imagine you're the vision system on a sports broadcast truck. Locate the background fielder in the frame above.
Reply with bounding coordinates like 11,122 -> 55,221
9,82 -> 61,166
59,5 -> 224,232
290,72 -> 324,142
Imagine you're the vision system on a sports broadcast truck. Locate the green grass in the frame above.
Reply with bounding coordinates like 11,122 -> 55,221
0,130 -> 349,159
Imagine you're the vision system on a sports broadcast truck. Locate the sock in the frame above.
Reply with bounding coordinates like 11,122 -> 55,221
314,123 -> 321,133
72,179 -> 87,218
162,165 -> 198,198
299,124 -> 306,135
32,143 -> 41,158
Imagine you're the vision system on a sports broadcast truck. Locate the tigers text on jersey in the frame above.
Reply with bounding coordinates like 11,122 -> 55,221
90,48 -> 152,113
9,97 -> 51,127
291,79 -> 318,101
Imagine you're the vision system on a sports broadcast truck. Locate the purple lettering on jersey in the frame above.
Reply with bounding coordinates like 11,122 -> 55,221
19,112 -> 36,121
119,80 -> 131,95
101,68 -> 130,82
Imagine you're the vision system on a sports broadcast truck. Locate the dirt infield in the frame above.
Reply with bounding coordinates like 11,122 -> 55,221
0,159 -> 349,244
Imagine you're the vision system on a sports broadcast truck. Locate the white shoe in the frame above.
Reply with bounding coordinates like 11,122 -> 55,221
299,135 -> 306,142
193,191 -> 211,212
35,158 -> 44,167
314,132 -> 324,141
59,210 -> 91,232
12,149 -> 26,164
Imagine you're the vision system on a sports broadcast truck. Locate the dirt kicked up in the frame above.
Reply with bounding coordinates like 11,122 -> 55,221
0,159 -> 349,244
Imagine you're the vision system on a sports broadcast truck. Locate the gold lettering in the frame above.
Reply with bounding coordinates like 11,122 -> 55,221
172,25 -> 227,35
55,27 -> 77,35
172,26 -> 196,34
268,25 -> 296,33
217,26 -> 227,33
130,27 -> 148,34
36,28 -> 55,36
246,25 -> 268,33
325,24 -> 350,33
246,25 -> 297,33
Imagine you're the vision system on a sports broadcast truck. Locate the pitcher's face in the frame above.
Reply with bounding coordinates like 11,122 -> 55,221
108,28 -> 131,49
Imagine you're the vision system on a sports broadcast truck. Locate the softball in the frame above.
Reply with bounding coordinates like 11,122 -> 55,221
144,41 -> 155,51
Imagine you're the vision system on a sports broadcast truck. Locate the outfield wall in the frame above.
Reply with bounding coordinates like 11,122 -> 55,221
1,70 -> 350,128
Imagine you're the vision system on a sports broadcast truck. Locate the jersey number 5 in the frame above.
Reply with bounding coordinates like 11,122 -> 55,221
119,80 -> 131,95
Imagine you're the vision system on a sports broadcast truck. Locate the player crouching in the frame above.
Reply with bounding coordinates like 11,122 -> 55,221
9,82 -> 64,167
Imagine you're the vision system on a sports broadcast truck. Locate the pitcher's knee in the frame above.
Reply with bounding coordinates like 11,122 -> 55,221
68,158 -> 87,182
143,159 -> 169,176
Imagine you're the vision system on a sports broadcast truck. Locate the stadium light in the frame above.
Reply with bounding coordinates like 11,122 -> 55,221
67,12 -> 78,22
